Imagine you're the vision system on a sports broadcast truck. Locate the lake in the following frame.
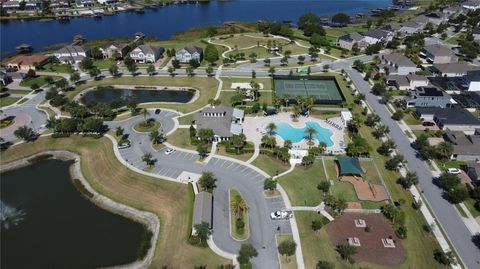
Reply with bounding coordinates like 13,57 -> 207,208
81,87 -> 195,105
0,159 -> 146,269
0,0 -> 391,57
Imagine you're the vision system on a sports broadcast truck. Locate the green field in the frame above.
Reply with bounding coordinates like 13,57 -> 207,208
0,96 -> 20,107
252,154 -> 290,177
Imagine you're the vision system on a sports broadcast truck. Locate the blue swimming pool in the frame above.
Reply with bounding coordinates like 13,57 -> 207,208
275,121 -> 334,146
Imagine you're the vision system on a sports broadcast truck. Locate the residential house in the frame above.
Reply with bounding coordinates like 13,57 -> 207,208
380,24 -> 401,34
386,74 -> 429,90
463,70 -> 480,91
465,163 -> 480,183
337,32 -> 368,50
193,105 -> 244,142
129,45 -> 163,63
362,29 -> 393,45
431,63 -> 477,77
191,191 -> 213,233
176,45 -> 203,63
75,0 -> 94,8
0,71 -> 12,86
463,0 -> 480,10
25,0 -> 42,11
98,0 -> 118,4
6,54 -> 49,71
399,21 -> 423,34
444,129 -> 480,161
379,53 -> 417,75
2,1 -> 20,12
416,107 -> 480,133
99,42 -> 129,59
473,27 -> 480,41
407,86 -> 452,108
424,12 -> 448,25
420,44 -> 458,64
50,0 -> 69,9
53,45 -> 90,64
442,5 -> 466,16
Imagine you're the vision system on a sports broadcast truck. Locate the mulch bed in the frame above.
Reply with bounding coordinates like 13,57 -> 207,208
326,213 -> 406,267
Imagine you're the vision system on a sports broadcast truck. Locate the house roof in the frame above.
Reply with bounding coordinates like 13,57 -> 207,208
386,75 -> 409,87
445,129 -> 480,156
384,53 -> 416,68
401,21 -> 421,28
133,45 -> 162,55
417,107 -> 480,126
339,32 -> 364,42
192,191 -> 212,227
423,44 -> 455,57
194,105 -> 243,138
466,70 -> 480,82
56,45 -> 87,55
362,29 -> 390,40
407,74 -> 428,82
380,24 -> 401,32
101,41 -> 129,50
336,157 -> 363,176
7,54 -> 48,66
183,45 -> 203,54
432,63 -> 476,74
414,86 -> 447,97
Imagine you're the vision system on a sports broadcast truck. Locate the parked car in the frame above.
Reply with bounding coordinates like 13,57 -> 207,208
155,109 -> 161,114
422,121 -> 435,126
117,143 -> 131,149
165,148 -> 175,155
270,211 -> 292,220
446,168 -> 461,174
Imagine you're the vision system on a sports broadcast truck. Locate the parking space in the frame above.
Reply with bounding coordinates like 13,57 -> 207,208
266,196 -> 292,234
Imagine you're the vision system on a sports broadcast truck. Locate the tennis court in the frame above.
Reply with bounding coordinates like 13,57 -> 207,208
273,75 -> 344,104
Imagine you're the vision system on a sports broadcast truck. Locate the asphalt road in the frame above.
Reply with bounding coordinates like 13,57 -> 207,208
347,68 -> 480,269
107,111 -> 290,268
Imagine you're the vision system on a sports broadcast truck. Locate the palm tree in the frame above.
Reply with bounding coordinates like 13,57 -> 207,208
305,126 -> 318,144
292,105 -> 301,119
283,94 -> 291,110
150,130 -> 163,144
318,141 -> 327,153
231,194 -> 248,219
142,152 -> 153,167
295,95 -> 303,110
273,96 -> 281,110
266,122 -> 277,136
141,108 -> 150,125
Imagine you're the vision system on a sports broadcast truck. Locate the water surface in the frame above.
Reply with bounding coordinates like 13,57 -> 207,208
275,121 -> 334,145
81,87 -> 194,105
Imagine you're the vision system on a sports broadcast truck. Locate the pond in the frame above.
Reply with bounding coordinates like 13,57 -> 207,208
0,159 -> 147,269
81,87 -> 195,105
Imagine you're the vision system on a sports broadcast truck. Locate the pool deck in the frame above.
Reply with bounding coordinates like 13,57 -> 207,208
243,112 -> 346,153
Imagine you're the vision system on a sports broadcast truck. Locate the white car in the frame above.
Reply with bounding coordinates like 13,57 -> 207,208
447,168 -> 461,174
270,211 -> 291,220
165,148 -> 175,155
117,143 -> 130,149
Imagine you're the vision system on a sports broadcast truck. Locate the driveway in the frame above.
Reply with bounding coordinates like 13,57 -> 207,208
346,67 -> 480,268
106,111 -> 288,269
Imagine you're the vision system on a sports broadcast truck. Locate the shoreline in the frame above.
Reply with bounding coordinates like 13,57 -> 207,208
0,150 -> 160,269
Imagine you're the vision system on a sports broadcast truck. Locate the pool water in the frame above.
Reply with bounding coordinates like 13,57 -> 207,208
275,121 -> 334,146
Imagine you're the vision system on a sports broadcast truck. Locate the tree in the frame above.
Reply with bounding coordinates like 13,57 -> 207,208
30,83 -> 39,91
472,233 -> 480,250
150,130 -> 164,144
237,244 -> 258,266
249,52 -> 257,63
127,99 -> 138,113
278,240 -> 296,262
364,113 -> 380,127
55,78 -> 68,91
266,122 -> 277,136
90,47 -> 103,59
264,178 -> 277,191
197,142 -> 209,159
297,55 -> 305,65
14,125 -> 35,141
305,126 -> 318,144
198,171 -> 217,192
377,139 -> 396,156
353,60 -> 365,72
79,58 -> 93,70
147,64 -> 156,76
316,260 -> 334,269
447,187 -> 468,204
385,154 -> 406,170
433,249 -> 457,268
109,65 -> 119,77
310,33 -> 330,47
70,72 -> 80,84
197,128 -> 214,143
392,110 -> 404,121
206,66 -> 214,77
436,141 -> 453,161
437,172 -> 460,191
142,152 -> 154,167
317,181 -> 331,194
372,124 -> 390,139
311,219 -> 324,233
332,12 -> 350,24
115,126 -> 124,137
336,244 -> 357,261
127,62 -> 138,75
263,58 -> 271,66
231,133 -> 246,154
193,222 -> 211,245
298,12 -> 325,36
88,67 -> 101,79
231,194 -> 248,219
141,108 -> 150,125
204,44 -> 220,64
167,66 -> 175,77
398,171 -> 418,189
268,66 -> 276,76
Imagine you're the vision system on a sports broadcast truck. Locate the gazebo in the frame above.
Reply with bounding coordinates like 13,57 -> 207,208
336,156 -> 363,177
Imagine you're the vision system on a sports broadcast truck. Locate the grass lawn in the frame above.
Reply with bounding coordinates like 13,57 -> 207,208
229,189 -> 250,241
93,59 -> 117,70
360,160 -> 382,185
277,161 -> 327,206
276,234 -> 297,269
166,128 -> 196,151
252,153 -> 290,177
41,63 -> 72,73
216,146 -> 254,162
215,33 -> 289,49
282,42 -> 309,55
464,198 -> 480,217
177,114 -> 194,125
0,117 -> 15,128
296,211 -> 442,269
66,76 -> 218,114
5,89 -> 32,95
324,25 -> 369,39
403,111 -> 422,125
19,75 -> 57,87
0,136 -> 229,268
226,46 -> 276,59
133,120 -> 161,133
0,96 -> 20,107
310,110 -> 341,120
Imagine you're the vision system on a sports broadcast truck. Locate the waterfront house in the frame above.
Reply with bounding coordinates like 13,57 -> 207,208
431,63 -> 477,77
398,21 -> 423,34
463,0 -> 480,10
420,44 -> 458,64
98,0 -> 118,5
25,0 -> 42,11
407,86 -> 452,108
176,45 -> 203,63
99,42 -> 129,59
2,1 -> 20,12
193,105 -> 244,142
362,29 -> 392,45
379,53 -> 417,75
6,54 -> 49,71
463,70 -> 480,91
442,5 -> 466,16
53,45 -> 90,64
75,0 -> 94,8
50,0 -> 69,9
337,32 -> 368,51
380,24 -> 401,34
416,107 -> 480,132
444,129 -> 480,161
129,45 -> 163,63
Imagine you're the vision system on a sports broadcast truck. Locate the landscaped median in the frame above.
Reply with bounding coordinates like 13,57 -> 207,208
133,119 -> 161,133
229,189 -> 250,241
